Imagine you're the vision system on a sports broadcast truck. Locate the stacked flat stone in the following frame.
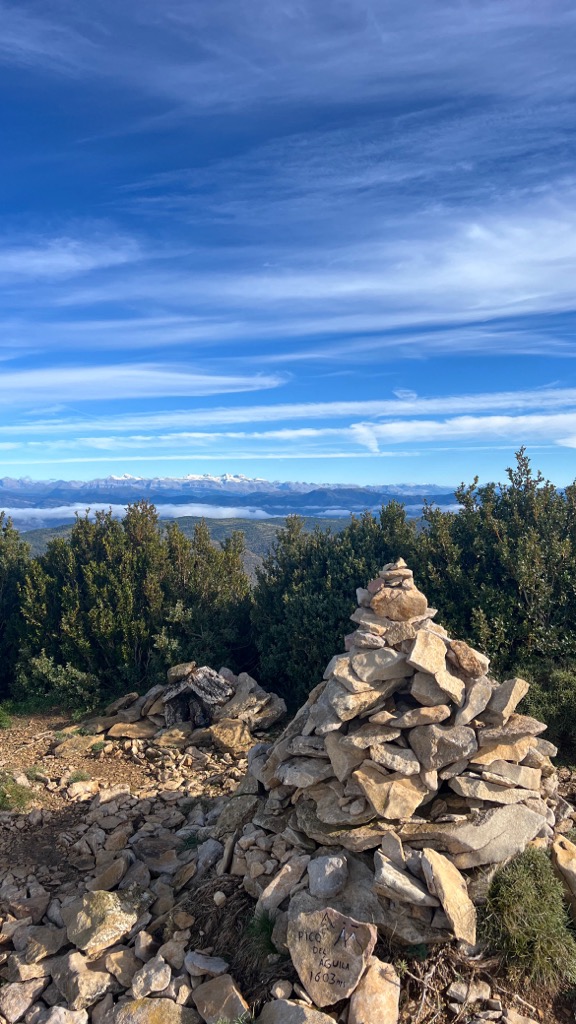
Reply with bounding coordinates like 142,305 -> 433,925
232,559 -> 566,951
82,664 -> 287,754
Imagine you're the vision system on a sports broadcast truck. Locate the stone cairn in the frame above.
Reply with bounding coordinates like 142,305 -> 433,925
221,559 -> 568,1017
85,662 -> 287,756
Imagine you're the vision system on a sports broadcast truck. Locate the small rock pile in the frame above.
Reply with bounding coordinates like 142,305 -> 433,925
84,663 -> 287,757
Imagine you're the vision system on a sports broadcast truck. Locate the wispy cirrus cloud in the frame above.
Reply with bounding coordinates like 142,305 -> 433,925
16,187 -> 574,358
349,412 -> 576,453
2,1 -> 575,112
2,2 -> 576,483
0,234 -> 142,280
4,396 -> 576,465
2,385 -> 576,434
0,364 -> 285,405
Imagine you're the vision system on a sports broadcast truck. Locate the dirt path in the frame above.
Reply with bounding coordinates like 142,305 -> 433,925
0,711 -> 160,811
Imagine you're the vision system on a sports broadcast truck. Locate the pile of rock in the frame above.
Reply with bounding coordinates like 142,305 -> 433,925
84,663 -> 287,757
215,559 -> 573,1016
0,771 -> 257,1024
1,562 -> 574,1024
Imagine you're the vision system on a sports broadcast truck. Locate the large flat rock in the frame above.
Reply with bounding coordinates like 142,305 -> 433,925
287,907 -> 377,1007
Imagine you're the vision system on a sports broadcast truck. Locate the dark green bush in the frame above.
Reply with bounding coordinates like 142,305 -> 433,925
0,513 -> 30,700
519,662 -> 576,764
253,450 -> 576,720
480,847 -> 576,992
12,651 -> 101,715
15,504 -> 253,710
5,450 -> 576,736
252,506 -> 417,710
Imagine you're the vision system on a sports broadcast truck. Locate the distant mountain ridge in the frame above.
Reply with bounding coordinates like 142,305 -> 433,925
0,473 -> 457,531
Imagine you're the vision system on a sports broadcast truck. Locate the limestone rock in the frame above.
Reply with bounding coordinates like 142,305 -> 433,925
276,758 -> 334,789
470,737 -> 534,765
447,640 -> 490,678
348,957 -> 401,1024
14,926 -> 67,964
257,1001 -> 335,1023
341,723 -> 399,748
330,657 -> 380,694
113,999 -> 200,1024
551,835 -> 576,918
350,650 -> 409,684
158,938 -> 187,970
421,848 -> 476,944
61,890 -> 145,956
166,662 -> 196,685
369,742 -> 420,775
454,675 -> 494,727
478,714 -> 547,746
209,718 -> 253,755
324,733 -> 365,782
214,671 -> 286,730
307,856 -> 349,898
0,979 -> 48,1024
54,735 -> 101,757
389,705 -> 450,728
131,955 -> 171,999
398,805 -> 546,868
184,951 -> 230,978
256,856 -> 311,915
51,951 -> 113,1010
408,724 -> 477,771
40,1011 -> 90,1024
131,836 -> 180,875
379,831 -> 406,868
349,609 -> 416,643
287,907 -> 377,1007
289,855 -> 386,935
87,858 -> 129,892
352,764 -> 429,820
370,585 -> 428,621
446,979 -> 491,1003
373,851 -> 439,907
326,681 -> 402,722
105,949 -> 141,988
192,974 -> 249,1024
214,794 -> 261,840
295,801 -> 393,851
410,672 -> 453,707
433,665 -> 466,706
406,631 -> 447,676
483,677 -> 530,725
480,759 -> 541,790
504,1009 -> 540,1024
448,775 -> 536,805
107,722 -> 157,739
106,690 -> 140,714
154,724 -> 194,748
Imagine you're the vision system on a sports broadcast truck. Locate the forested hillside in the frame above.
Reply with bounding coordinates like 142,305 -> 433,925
22,514 -> 350,579
2,451 -> 575,756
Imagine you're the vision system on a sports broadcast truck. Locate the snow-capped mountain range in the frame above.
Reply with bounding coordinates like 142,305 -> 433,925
0,474 -> 457,531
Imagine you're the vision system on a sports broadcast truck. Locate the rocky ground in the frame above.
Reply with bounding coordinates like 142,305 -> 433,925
2,564 -> 576,1024
0,707 -> 575,1024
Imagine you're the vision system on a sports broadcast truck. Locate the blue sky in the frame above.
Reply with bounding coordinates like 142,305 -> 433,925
1,0 -> 576,486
